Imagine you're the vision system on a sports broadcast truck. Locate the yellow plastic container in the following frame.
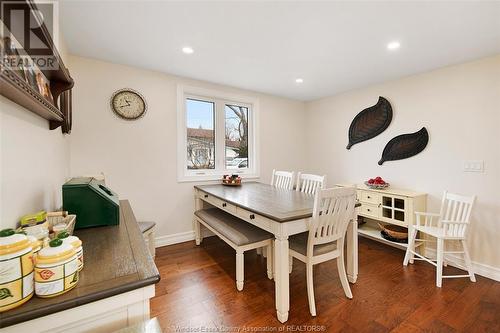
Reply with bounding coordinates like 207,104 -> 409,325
34,238 -> 79,298
57,231 -> 83,271
0,229 -> 35,312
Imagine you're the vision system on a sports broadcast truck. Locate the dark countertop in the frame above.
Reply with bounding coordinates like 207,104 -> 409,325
0,200 -> 160,328
195,182 -> 361,222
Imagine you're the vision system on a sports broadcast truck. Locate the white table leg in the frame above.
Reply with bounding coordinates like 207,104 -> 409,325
274,236 -> 290,323
346,219 -> 358,283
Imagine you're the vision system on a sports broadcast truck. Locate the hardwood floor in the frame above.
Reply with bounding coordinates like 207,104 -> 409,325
151,236 -> 500,332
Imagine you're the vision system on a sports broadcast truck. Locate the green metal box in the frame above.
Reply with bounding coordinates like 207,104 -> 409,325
62,177 -> 120,229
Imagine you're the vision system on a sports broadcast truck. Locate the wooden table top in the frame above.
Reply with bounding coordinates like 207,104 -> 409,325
195,182 -> 316,222
0,200 -> 160,328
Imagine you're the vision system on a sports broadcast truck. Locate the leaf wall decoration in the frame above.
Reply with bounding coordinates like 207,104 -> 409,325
378,127 -> 429,165
346,96 -> 393,149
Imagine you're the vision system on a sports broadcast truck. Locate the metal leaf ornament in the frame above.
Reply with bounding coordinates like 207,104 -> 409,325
379,127 -> 429,165
346,96 -> 393,149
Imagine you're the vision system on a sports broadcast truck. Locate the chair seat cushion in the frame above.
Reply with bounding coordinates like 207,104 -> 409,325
138,221 -> 156,233
289,232 -> 337,256
195,208 -> 273,246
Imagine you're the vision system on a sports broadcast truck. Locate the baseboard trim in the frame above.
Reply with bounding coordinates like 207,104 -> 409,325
424,248 -> 500,282
155,231 -> 195,248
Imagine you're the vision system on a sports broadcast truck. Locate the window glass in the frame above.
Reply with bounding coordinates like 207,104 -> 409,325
225,104 -> 249,170
186,99 -> 215,169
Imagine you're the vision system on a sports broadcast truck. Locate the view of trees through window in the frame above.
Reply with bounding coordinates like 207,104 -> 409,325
225,104 -> 248,170
185,98 -> 249,171
186,99 -> 215,169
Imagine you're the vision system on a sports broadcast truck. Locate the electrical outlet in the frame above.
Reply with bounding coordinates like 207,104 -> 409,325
463,160 -> 484,173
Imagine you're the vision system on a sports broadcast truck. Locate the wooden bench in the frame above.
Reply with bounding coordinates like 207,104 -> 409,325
194,208 -> 274,291
138,221 -> 156,258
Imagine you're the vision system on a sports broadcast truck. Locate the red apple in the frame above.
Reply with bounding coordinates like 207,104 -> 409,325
368,179 -> 375,184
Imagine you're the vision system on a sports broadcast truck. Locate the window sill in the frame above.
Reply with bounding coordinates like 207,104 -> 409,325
177,173 -> 260,183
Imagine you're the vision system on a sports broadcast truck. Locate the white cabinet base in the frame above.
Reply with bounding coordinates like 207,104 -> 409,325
3,285 -> 155,333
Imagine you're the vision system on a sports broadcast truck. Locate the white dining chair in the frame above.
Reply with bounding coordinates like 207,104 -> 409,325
296,173 -> 326,195
288,187 -> 357,316
403,191 -> 476,287
271,169 -> 295,190
263,169 -> 295,258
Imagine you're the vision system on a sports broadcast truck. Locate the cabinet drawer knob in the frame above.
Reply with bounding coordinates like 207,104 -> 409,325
367,208 -> 371,212
249,214 -> 255,220
222,203 -> 227,207
204,194 -> 208,198
367,195 -> 371,199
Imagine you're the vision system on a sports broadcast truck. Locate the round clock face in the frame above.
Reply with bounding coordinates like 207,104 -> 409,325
110,89 -> 147,120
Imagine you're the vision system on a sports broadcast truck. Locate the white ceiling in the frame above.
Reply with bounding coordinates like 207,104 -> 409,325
60,1 -> 500,101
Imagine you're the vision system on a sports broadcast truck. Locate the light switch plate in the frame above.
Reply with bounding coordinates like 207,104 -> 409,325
463,160 -> 484,173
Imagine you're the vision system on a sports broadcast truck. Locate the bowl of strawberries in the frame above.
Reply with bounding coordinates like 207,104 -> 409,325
364,176 -> 389,189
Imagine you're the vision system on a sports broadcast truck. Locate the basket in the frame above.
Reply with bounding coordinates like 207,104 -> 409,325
378,223 -> 407,240
46,212 -> 77,237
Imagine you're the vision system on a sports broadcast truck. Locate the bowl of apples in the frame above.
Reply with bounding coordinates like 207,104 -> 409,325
222,174 -> 242,186
364,176 -> 389,190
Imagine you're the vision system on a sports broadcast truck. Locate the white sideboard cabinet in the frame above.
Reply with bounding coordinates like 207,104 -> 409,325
337,184 -> 427,250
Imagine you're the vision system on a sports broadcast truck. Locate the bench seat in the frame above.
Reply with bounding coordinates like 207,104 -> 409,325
195,208 -> 273,246
194,208 -> 274,291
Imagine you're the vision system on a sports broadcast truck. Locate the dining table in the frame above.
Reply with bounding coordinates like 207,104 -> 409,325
193,182 -> 359,323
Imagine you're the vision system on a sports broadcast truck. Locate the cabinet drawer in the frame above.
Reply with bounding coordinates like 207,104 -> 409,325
199,193 -> 237,214
235,207 -> 272,232
360,191 -> 380,205
360,203 -> 380,218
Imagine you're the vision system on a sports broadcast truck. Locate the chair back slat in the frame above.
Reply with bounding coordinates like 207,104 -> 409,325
271,169 -> 295,190
296,173 -> 326,195
439,191 -> 476,238
307,187 -> 356,255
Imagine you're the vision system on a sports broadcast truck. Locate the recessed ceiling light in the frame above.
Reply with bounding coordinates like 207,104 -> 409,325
387,41 -> 401,50
295,78 -> 304,84
182,46 -> 194,54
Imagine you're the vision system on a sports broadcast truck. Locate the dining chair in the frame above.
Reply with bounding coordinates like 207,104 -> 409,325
288,187 -> 357,316
271,169 -> 295,190
403,191 -> 476,287
296,173 -> 326,195
262,169 -> 295,259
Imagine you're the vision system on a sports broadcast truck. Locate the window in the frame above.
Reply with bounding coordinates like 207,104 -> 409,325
177,85 -> 259,181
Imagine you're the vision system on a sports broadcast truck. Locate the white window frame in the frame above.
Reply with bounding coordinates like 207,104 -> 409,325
177,85 -> 260,182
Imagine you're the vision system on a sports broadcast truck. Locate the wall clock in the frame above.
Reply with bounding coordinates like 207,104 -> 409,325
110,88 -> 147,120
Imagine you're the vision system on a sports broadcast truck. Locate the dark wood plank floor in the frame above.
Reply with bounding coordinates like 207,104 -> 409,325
151,237 -> 500,332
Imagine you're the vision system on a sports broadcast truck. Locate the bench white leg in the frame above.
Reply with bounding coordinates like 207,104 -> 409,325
267,244 -> 273,280
236,250 -> 244,291
194,219 -> 202,246
262,247 -> 268,258
289,255 -> 293,274
256,247 -> 262,255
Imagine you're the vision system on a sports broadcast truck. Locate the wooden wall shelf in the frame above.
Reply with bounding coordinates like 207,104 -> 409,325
0,0 -> 73,133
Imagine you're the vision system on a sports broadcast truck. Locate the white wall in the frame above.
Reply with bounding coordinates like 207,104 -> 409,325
67,56 -> 307,239
0,96 -> 70,229
305,55 -> 500,270
0,23 -> 71,230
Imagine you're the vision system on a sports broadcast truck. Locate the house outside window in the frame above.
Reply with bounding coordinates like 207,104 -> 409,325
177,86 -> 259,181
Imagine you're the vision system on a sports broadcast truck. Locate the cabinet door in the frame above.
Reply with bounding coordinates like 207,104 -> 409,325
381,195 -> 407,225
